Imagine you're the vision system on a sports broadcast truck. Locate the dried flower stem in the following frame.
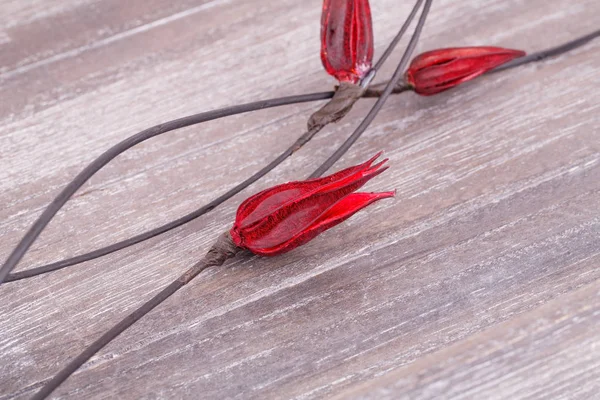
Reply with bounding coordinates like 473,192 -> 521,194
492,28 -> 600,73
361,82 -> 412,98
372,0 -> 425,71
31,232 -> 240,400
4,122 -> 324,283
0,92 -> 332,284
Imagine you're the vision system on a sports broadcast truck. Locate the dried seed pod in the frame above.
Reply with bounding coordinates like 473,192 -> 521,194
321,0 -> 374,83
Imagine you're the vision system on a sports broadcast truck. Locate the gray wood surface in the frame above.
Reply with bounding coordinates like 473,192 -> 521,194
1,0 -> 599,399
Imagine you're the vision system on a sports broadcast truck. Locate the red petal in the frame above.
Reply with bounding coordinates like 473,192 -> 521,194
408,47 -> 524,72
240,160 -> 388,249
321,0 -> 374,83
411,56 -> 501,93
313,156 -> 388,195
405,47 -> 525,95
251,191 -> 395,256
235,151 -> 383,227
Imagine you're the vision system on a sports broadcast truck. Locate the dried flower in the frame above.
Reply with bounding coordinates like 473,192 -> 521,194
320,0 -> 374,84
230,153 -> 394,256
405,46 -> 526,95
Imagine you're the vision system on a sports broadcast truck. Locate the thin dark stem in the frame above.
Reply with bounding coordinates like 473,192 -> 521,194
31,233 -> 239,400
0,92 -> 333,284
309,0 -> 434,178
492,28 -> 600,73
372,0 -> 425,71
32,279 -> 186,400
3,0 -> 425,284
5,126 -> 322,283
362,83 -> 411,98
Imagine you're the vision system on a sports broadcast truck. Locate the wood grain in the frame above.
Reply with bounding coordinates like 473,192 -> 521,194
1,0 -> 599,399
334,281 -> 600,400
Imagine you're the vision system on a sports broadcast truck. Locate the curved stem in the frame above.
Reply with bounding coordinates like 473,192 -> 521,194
31,233 -> 239,400
372,0 -> 425,71
5,125 -> 321,282
492,28 -> 600,73
0,92 -> 333,284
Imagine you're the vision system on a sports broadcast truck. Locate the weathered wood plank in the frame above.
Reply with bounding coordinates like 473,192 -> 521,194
1,0 -> 599,399
334,281 -> 600,400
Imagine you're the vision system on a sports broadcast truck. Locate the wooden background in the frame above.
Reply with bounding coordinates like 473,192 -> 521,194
1,0 -> 599,399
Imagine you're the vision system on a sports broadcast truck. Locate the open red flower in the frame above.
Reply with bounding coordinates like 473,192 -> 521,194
405,46 -> 526,95
320,0 -> 374,84
230,153 -> 394,256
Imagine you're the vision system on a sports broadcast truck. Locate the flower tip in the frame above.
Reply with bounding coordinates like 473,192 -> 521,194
376,158 -> 390,168
368,155 -> 389,172
502,48 -> 526,61
363,163 -> 389,183
379,189 -> 396,199
366,150 -> 384,166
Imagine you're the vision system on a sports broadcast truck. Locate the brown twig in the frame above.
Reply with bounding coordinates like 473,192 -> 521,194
31,232 -> 240,400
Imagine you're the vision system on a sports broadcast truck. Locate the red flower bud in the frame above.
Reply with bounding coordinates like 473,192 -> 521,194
405,46 -> 526,95
320,0 -> 374,84
231,153 -> 394,256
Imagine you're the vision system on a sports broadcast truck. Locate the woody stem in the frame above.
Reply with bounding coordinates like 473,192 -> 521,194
31,232 -> 240,400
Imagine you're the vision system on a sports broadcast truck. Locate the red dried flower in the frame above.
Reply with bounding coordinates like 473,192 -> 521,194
405,46 -> 526,95
230,153 -> 394,256
320,0 -> 374,84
